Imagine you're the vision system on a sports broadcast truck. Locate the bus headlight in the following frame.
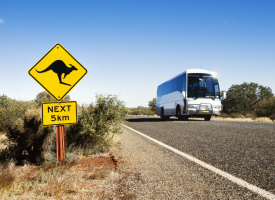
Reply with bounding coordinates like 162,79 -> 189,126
212,105 -> 222,111
188,105 -> 200,111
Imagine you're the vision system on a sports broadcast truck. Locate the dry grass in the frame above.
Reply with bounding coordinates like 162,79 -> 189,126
131,115 -> 274,123
254,117 -> 274,123
0,133 -> 8,151
0,130 -> 137,199
0,126 -> 137,199
0,153 -> 136,199
212,116 -> 274,123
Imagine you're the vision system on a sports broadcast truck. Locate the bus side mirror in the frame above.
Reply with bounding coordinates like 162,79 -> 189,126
221,91 -> 226,100
182,91 -> 185,98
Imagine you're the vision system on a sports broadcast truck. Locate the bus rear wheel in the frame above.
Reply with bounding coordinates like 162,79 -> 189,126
204,116 -> 211,121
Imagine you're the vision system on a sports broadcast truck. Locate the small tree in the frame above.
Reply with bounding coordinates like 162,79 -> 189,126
222,82 -> 273,115
148,98 -> 156,112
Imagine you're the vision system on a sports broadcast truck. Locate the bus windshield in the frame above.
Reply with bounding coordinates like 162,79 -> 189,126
187,73 -> 220,99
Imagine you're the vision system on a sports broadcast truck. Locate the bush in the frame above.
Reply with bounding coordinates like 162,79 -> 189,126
0,98 -> 53,165
256,96 -> 275,120
229,113 -> 244,118
270,114 -> 275,121
0,97 -> 38,133
220,113 -> 229,118
244,113 -> 257,119
65,94 -> 127,153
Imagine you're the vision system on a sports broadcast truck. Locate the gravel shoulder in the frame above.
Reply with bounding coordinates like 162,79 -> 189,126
112,126 -> 264,199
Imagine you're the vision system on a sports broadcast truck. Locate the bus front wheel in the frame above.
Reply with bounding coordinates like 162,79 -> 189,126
181,115 -> 189,121
204,116 -> 211,121
176,107 -> 181,119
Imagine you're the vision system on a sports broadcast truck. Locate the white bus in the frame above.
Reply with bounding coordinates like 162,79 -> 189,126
156,69 -> 225,121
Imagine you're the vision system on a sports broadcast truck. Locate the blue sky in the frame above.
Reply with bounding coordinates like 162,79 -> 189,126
0,0 -> 274,107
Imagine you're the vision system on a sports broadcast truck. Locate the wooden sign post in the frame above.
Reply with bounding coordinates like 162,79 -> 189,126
56,126 -> 66,161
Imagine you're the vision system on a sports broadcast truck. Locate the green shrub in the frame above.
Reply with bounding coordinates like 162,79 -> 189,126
0,98 -> 53,165
256,96 -> 275,120
0,97 -> 38,133
65,94 -> 127,153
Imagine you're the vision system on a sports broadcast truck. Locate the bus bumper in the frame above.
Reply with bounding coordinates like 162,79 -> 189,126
187,110 -> 221,116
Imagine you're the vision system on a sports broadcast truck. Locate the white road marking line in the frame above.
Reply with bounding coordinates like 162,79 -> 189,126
122,124 -> 275,200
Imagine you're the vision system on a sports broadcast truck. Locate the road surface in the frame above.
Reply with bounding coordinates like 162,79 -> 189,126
115,115 -> 275,199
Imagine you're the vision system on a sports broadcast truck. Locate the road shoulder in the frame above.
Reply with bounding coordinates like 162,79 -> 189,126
112,126 -> 265,199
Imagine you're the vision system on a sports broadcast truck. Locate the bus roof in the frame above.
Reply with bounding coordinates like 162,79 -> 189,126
186,69 -> 217,75
158,69 -> 218,87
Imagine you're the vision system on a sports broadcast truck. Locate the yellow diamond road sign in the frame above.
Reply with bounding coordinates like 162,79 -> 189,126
28,43 -> 88,101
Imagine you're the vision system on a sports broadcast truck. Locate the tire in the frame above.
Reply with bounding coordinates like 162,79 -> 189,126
161,108 -> 170,120
181,115 -> 189,121
204,116 -> 211,121
176,106 -> 181,120
161,108 -> 165,120
177,107 -> 187,121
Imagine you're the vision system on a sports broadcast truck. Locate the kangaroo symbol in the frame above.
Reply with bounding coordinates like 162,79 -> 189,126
36,60 -> 78,86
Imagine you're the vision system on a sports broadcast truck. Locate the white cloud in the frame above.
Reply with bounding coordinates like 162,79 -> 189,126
0,19 -> 3,24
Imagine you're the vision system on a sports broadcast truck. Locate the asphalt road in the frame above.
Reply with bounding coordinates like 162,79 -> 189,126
124,116 -> 275,196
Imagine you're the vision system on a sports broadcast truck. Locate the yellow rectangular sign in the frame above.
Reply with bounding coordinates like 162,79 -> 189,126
41,101 -> 77,126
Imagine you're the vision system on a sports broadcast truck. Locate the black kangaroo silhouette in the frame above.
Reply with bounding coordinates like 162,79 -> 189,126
36,60 -> 78,86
